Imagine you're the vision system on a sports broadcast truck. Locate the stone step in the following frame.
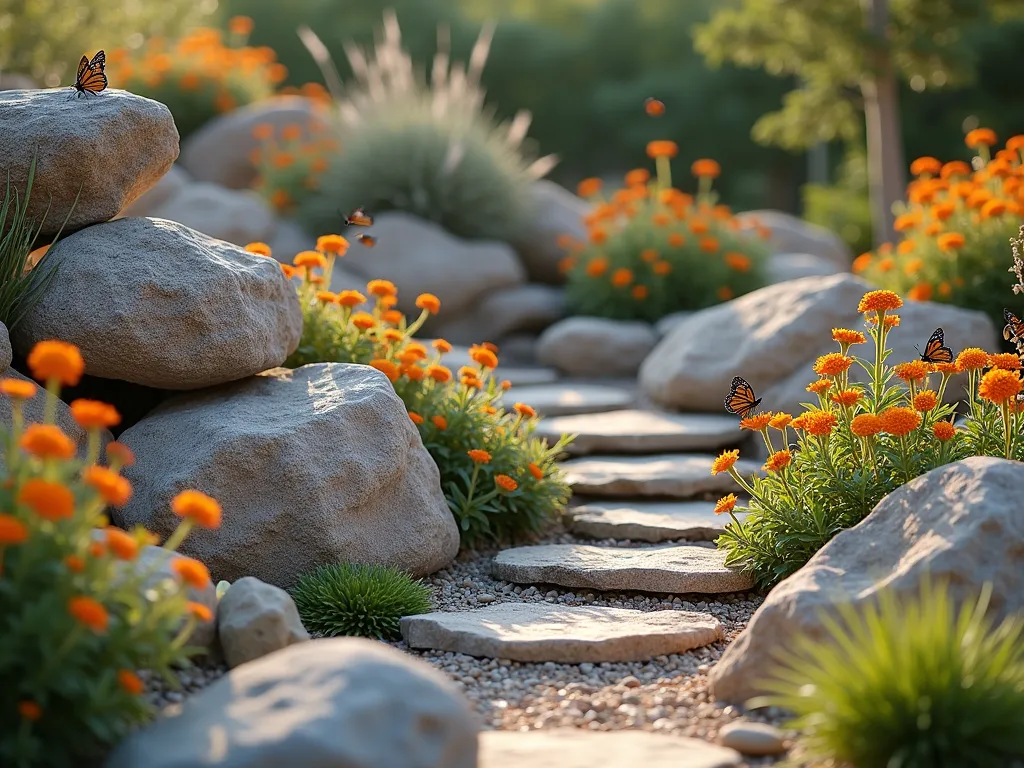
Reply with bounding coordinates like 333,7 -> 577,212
400,602 -> 723,663
535,410 -> 742,455
561,453 -> 760,498
480,731 -> 742,768
506,382 -> 634,417
567,500 -> 748,543
491,544 -> 754,594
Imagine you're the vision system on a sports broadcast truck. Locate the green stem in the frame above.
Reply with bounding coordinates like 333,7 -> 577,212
1001,401 -> 1012,461
161,519 -> 195,554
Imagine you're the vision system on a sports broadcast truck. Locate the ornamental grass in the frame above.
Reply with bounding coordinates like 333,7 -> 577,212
253,238 -> 572,546
853,129 -> 1024,332
562,144 -> 770,322
0,341 -> 219,768
712,287 -> 1024,589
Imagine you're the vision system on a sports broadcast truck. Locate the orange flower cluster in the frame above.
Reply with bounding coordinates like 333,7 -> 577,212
251,120 -> 340,213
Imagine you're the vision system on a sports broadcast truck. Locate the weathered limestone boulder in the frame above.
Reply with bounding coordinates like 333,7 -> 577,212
0,89 -> 178,241
538,317 -> 657,377
765,252 -> 843,284
148,182 -> 276,246
217,577 -> 309,669
12,217 -> 303,390
105,639 -> 478,768
118,165 -> 190,219
710,457 -> 1024,704
113,364 -> 459,587
640,274 -> 996,416
514,180 -> 590,285
427,284 -> 565,345
734,210 -> 852,269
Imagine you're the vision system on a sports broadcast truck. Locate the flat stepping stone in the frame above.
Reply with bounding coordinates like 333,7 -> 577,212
536,410 -> 740,455
480,731 -> 742,768
491,543 -> 754,594
400,602 -> 723,663
568,500 -> 747,542
507,382 -> 633,417
495,367 -> 559,387
561,453 -> 760,498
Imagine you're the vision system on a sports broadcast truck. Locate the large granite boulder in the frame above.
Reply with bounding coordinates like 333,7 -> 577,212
538,317 -> 657,378
12,217 -> 303,390
734,210 -> 852,269
105,638 -> 478,768
710,457 -> 1024,704
639,274 -> 996,417
147,182 -> 276,246
514,180 -> 590,285
0,89 -> 178,241
113,364 -> 459,587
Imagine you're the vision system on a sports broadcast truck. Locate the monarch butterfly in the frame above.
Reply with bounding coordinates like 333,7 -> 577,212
71,51 -> 107,98
916,327 -> 953,364
343,207 -> 374,228
356,233 -> 377,248
1003,309 -> 1024,342
724,376 -> 762,419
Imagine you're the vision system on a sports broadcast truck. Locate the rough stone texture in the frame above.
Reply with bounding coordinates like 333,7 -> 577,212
217,577 -> 309,669
0,321 -> 12,371
710,457 -> 1024,704
148,182 -> 276,246
105,638 -> 478,768
12,217 -> 303,390
537,317 -> 657,378
492,544 -> 754,594
513,180 -> 591,285
735,210 -> 852,269
339,211 -> 526,319
717,722 -> 787,756
639,274 -> 996,417
0,89 -> 178,241
118,165 -> 190,219
561,454 -> 760,498
114,364 -> 459,587
402,602 -> 723,663
179,97 -> 328,189
535,410 -> 742,455
480,731 -> 742,768
504,382 -> 633,417
766,252 -> 843,284
427,284 -> 565,346
567,501 -> 742,542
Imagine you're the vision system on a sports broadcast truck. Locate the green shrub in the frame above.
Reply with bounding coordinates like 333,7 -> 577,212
290,563 -> 433,640
293,15 -> 554,243
759,579 -> 1024,768
563,149 -> 769,322
254,235 -> 572,547
713,287 -> 1020,590
251,117 -> 339,217
0,340 -> 219,768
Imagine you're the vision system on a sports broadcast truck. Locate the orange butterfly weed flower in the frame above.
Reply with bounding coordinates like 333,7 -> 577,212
813,353 -> 854,377
632,285 -> 649,300
667,233 -> 686,248
879,406 -> 922,436
932,362 -> 959,376
644,97 -> 665,117
832,328 -> 867,346
425,364 -> 452,384
910,157 -> 942,176
70,399 -> 121,430
106,441 -> 135,468
228,15 -> 255,35
383,329 -> 404,343
105,528 -> 139,561
316,234 -> 349,255
646,140 -> 678,159
244,242 -> 272,257
894,361 -> 930,382
724,252 -> 751,272
0,514 -> 28,545
699,237 -> 720,253
932,420 -> 957,441
351,312 -> 376,330
913,390 -> 939,412
416,293 -> 441,314
956,348 -> 989,371
830,388 -> 862,407
18,701 -> 42,721
172,557 -> 211,589
20,424 -> 76,460
337,290 -> 366,308
172,489 -> 222,529
851,254 -> 872,274
894,212 -> 921,232
528,463 -> 544,481
691,159 -> 721,178
68,595 -> 109,633
431,415 -> 447,430
907,283 -> 933,302
467,449 -> 492,464
739,413 -> 772,431
611,268 -> 634,288
495,474 -> 518,492
763,449 -> 792,473
768,412 -> 792,430
653,261 -> 672,276
978,369 -> 1022,404
806,379 -> 833,394
369,359 -> 401,382
988,353 -> 1022,371
316,290 -> 338,305
626,168 -> 651,187
576,177 -> 603,198
857,290 -> 903,314
408,411 -> 424,425
513,403 -> 536,418
188,601 -> 213,623
711,449 -> 739,475
850,413 -> 883,438
65,554 -> 85,573
641,249 -> 660,263
18,478 -> 74,521
403,365 -> 425,382
937,232 -> 966,252
0,377 -> 36,399
293,251 -> 327,270
713,493 -> 737,515
802,411 -> 838,437
469,345 -> 499,369
27,340 -> 85,387
652,212 -> 672,227
84,466 -> 132,507
367,279 -> 397,297
586,257 -> 609,277
965,128 -> 997,148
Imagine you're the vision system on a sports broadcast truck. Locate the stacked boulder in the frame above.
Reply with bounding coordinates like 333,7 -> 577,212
0,88 -> 459,597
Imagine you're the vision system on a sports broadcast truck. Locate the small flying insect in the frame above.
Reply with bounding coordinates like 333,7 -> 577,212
343,207 -> 374,228
724,376 -> 762,419
356,233 -> 377,248
1003,308 -> 1024,343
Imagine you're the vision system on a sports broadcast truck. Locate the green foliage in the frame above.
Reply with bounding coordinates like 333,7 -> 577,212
759,579 -> 1024,768
715,291 -> 1017,589
564,160 -> 770,321
0,377 -> 209,767
801,149 -> 874,258
281,246 -> 572,547
252,121 -> 338,217
290,563 -> 432,640
294,16 -> 552,243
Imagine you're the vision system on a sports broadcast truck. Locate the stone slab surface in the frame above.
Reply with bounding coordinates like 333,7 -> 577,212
561,454 -> 760,498
568,501 -> 747,542
491,544 -> 754,594
535,409 -> 741,455
401,602 -> 723,663
480,731 -> 742,768
507,382 -> 634,417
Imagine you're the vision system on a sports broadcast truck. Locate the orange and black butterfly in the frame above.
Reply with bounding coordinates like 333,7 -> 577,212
917,327 -> 953,364
724,376 -> 762,419
1003,309 -> 1024,342
343,207 -> 374,228
356,233 -> 377,248
71,51 -> 107,98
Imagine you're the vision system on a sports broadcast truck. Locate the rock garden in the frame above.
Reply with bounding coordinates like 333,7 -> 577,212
2,6 -> 1024,768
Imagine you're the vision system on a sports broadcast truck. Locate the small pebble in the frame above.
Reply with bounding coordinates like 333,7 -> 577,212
718,721 -> 788,756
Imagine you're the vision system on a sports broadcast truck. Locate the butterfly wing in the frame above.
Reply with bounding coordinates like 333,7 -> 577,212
356,234 -> 377,248
76,56 -> 89,84
724,376 -> 762,419
920,328 -> 953,363
1003,309 -> 1024,341
78,67 -> 108,94
88,50 -> 106,70
346,208 -> 374,227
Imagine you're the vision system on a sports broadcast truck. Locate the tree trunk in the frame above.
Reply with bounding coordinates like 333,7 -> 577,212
860,0 -> 905,248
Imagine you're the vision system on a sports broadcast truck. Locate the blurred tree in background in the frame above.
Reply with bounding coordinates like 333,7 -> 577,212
0,0 -> 217,86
